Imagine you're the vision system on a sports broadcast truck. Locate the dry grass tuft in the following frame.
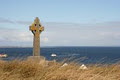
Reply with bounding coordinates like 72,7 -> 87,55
0,59 -> 120,80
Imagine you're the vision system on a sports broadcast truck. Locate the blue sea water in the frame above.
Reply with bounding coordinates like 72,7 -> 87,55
0,47 -> 120,64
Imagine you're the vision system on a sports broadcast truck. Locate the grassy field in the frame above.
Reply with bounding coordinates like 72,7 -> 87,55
0,59 -> 120,80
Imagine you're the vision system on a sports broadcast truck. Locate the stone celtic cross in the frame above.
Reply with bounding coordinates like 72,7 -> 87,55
29,17 -> 44,56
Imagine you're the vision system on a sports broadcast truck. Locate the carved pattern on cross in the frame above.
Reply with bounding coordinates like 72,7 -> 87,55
29,17 -> 44,37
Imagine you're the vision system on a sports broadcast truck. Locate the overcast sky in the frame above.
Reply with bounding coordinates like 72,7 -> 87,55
0,0 -> 120,47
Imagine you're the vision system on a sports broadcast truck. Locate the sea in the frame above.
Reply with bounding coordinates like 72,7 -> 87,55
0,47 -> 120,64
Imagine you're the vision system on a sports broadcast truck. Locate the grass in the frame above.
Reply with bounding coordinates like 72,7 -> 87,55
0,59 -> 120,80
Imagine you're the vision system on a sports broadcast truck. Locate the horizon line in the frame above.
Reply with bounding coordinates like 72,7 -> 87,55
0,46 -> 120,48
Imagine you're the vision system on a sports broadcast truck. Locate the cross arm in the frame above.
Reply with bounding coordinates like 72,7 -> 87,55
29,23 -> 44,32
39,26 -> 44,32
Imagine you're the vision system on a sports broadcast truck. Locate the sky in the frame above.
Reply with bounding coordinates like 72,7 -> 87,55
0,0 -> 120,47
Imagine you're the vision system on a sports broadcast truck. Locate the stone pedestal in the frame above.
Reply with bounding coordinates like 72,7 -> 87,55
27,56 -> 45,63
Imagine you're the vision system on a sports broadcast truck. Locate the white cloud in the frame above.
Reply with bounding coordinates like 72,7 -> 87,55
0,29 -> 32,42
0,20 -> 120,46
0,17 -> 14,23
42,37 -> 49,43
98,32 -> 120,39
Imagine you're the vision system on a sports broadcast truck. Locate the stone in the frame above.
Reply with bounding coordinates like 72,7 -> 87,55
61,63 -> 68,67
29,17 -> 44,56
27,56 -> 45,63
79,64 -> 88,70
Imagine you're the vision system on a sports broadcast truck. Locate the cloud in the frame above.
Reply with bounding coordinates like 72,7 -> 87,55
0,29 -> 32,42
41,37 -> 49,43
98,32 -> 120,40
1,17 -> 120,27
16,21 -> 32,25
0,28 -> 50,46
41,21 -> 120,46
0,19 -> 120,46
0,17 -> 14,23
0,17 -> 32,25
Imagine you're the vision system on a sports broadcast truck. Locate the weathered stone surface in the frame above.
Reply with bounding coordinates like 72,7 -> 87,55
29,17 -> 44,56
33,36 -> 40,56
27,56 -> 45,63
